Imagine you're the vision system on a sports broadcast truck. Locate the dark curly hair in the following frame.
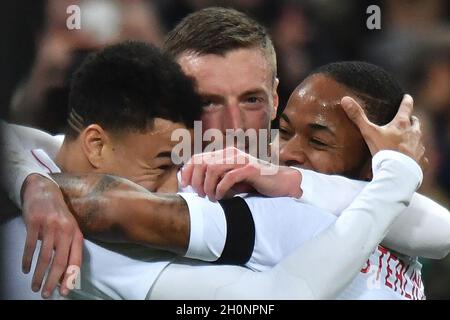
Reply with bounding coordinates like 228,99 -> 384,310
311,61 -> 405,125
67,41 -> 202,138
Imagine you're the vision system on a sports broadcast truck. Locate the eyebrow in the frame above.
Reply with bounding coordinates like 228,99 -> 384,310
280,113 -> 291,124
198,93 -> 226,103
239,88 -> 268,98
308,123 -> 336,137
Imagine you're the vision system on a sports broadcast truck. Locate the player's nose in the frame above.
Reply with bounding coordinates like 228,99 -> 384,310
224,103 -> 243,131
280,138 -> 308,168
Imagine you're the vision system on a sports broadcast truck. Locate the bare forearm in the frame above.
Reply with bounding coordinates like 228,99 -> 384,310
51,173 -> 190,255
113,192 -> 189,254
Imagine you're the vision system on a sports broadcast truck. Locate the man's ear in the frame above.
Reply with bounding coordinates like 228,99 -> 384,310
80,124 -> 109,169
271,77 -> 280,120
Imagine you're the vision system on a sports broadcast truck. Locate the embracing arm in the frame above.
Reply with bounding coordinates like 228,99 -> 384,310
182,95 -> 450,260
0,122 -> 81,298
257,151 -> 422,299
384,193 -> 450,259
293,167 -> 450,259
52,173 -> 190,255
286,96 -> 450,260
181,146 -> 450,260
153,150 -> 423,299
1,121 -> 63,207
0,121 -> 60,207
2,122 -> 190,260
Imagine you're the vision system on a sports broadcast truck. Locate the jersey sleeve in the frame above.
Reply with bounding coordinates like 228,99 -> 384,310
152,151 -> 424,300
178,192 -> 260,265
177,192 -> 227,262
292,166 -> 367,215
292,153 -> 450,259
178,192 -> 337,271
214,150 -> 423,299
383,193 -> 450,259
243,197 -> 336,271
0,121 -> 63,208
5,123 -> 64,159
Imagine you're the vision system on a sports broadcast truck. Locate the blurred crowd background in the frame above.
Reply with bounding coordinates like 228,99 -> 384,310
0,0 -> 449,299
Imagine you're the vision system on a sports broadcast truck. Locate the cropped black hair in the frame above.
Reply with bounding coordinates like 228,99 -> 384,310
67,41 -> 202,138
311,61 -> 405,125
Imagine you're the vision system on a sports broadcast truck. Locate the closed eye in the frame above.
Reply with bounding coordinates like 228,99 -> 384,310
279,127 -> 292,140
157,164 -> 172,171
310,138 -> 328,147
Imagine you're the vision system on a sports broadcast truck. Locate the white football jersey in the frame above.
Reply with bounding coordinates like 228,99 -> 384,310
182,193 -> 425,300
1,149 -> 177,300
2,123 -> 437,300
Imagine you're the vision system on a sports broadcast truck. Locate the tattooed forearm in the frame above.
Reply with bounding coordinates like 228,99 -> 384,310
88,175 -> 121,195
51,173 -> 130,199
50,173 -> 138,237
110,192 -> 190,254
49,173 -> 190,253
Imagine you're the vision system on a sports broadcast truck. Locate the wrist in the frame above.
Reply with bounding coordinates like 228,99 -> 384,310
372,150 -> 423,190
21,173 -> 59,204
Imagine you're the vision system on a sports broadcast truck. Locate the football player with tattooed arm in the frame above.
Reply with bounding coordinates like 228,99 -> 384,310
2,40 -> 429,300
4,54 -> 450,299
3,8 -> 450,299
3,89 -> 430,299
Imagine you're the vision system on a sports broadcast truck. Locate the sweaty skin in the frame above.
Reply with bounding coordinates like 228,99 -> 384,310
23,76 -> 421,258
279,74 -> 372,180
177,48 -> 279,138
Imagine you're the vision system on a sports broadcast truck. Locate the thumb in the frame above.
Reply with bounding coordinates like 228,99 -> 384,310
341,96 -> 374,135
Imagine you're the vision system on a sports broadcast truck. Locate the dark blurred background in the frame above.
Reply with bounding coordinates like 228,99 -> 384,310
0,0 -> 449,299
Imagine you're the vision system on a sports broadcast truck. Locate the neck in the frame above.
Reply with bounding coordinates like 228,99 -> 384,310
358,159 -> 373,181
55,138 -> 94,173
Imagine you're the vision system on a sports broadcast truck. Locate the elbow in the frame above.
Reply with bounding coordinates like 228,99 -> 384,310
413,208 -> 450,260
418,234 -> 450,260
430,233 -> 450,260
432,210 -> 450,259
412,233 -> 450,260
425,244 -> 450,260
386,232 -> 450,260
